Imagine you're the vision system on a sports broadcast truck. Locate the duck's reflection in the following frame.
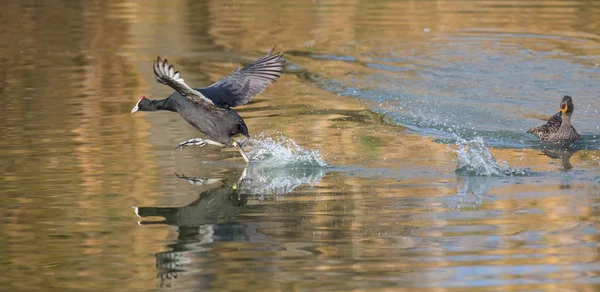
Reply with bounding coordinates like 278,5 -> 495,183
134,164 -> 326,285
536,142 -> 580,171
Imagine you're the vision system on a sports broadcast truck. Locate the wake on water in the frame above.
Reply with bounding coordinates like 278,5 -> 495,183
239,132 -> 532,179
452,137 -> 530,176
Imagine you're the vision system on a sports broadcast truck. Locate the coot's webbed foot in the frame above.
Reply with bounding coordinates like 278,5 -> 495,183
176,138 -> 205,149
175,138 -> 226,150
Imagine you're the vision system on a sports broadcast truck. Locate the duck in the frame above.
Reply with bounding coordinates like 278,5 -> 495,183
528,95 -> 580,142
131,49 -> 286,163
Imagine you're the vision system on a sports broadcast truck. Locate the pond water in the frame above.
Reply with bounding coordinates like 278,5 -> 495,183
1,0 -> 600,291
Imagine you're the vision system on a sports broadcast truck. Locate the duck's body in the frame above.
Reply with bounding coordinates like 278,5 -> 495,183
132,50 -> 285,162
528,95 -> 580,142
548,115 -> 580,141
528,112 -> 561,141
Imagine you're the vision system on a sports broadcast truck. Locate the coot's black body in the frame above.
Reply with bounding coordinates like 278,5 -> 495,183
132,50 -> 286,162
135,91 -> 249,145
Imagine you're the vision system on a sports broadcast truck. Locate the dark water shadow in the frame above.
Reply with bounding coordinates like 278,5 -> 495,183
134,164 -> 326,286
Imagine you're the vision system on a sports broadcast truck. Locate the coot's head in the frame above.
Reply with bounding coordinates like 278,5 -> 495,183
559,95 -> 574,115
131,96 -> 149,113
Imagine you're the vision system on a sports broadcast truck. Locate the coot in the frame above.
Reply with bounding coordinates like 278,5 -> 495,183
131,50 -> 286,163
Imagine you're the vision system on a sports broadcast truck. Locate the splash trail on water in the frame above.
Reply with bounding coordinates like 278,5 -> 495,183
241,135 -> 329,167
452,137 -> 530,176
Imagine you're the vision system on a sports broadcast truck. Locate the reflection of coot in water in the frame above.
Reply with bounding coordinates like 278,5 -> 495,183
134,164 -> 326,285
131,50 -> 285,163
135,164 -> 326,225
135,173 -> 256,284
135,184 -> 248,226
528,95 -> 580,142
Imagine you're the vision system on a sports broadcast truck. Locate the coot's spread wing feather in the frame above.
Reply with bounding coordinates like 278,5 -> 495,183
198,49 -> 286,108
153,57 -> 215,106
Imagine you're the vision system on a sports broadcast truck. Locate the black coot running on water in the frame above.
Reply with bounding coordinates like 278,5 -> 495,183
528,95 -> 580,142
131,49 -> 286,163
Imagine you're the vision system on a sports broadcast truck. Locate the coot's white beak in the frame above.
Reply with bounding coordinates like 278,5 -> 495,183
131,99 -> 141,113
132,206 -> 140,217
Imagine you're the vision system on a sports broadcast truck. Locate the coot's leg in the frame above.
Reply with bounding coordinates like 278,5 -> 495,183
232,141 -> 250,164
237,166 -> 248,184
176,138 -> 226,149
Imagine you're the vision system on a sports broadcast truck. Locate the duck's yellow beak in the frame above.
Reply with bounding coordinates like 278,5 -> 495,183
560,103 -> 568,114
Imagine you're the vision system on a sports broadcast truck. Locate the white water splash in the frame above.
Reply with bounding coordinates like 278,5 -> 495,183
240,164 -> 325,196
242,135 -> 329,167
452,137 -> 514,176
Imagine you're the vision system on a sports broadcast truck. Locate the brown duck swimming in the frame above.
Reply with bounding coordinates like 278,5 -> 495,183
528,95 -> 580,142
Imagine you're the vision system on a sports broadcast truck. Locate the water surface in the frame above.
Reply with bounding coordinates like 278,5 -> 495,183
1,0 -> 600,291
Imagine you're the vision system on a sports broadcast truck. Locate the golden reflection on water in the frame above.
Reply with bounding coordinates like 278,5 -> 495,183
0,0 -> 599,291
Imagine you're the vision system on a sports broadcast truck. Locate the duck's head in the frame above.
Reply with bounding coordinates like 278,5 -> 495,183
131,96 -> 150,113
559,95 -> 574,115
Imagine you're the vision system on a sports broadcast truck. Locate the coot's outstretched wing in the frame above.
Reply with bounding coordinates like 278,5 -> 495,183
198,49 -> 286,108
154,57 -> 215,107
